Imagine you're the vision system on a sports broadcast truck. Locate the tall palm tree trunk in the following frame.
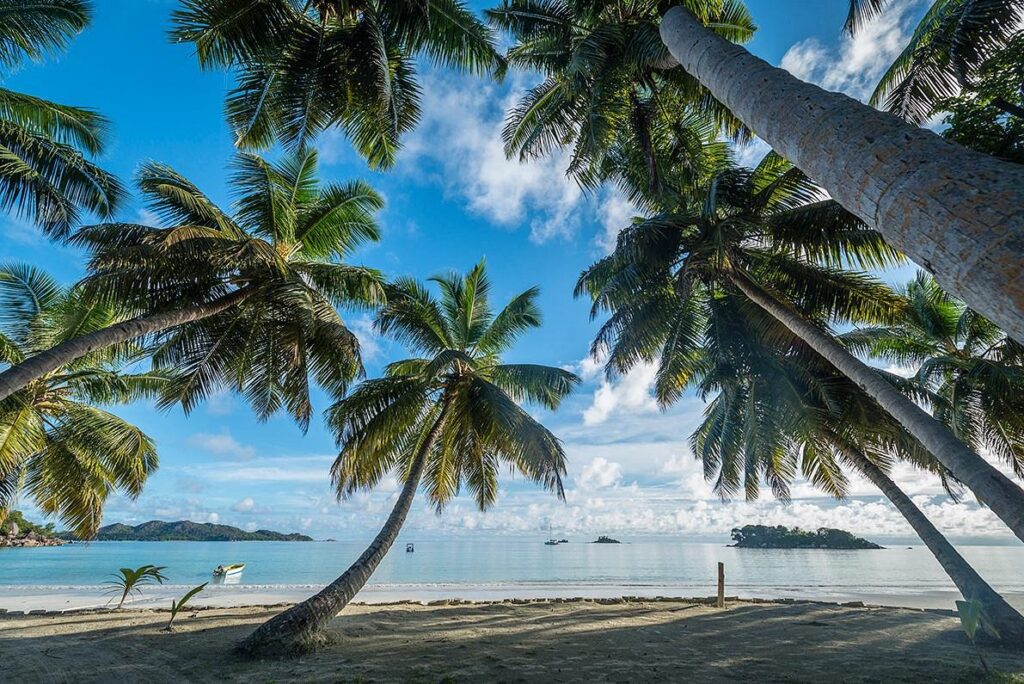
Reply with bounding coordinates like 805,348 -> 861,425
237,409 -> 447,658
727,271 -> 1024,543
844,446 -> 1024,643
660,7 -> 1024,343
0,287 -> 254,402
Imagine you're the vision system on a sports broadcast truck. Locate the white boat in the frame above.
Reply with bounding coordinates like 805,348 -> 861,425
213,563 -> 245,577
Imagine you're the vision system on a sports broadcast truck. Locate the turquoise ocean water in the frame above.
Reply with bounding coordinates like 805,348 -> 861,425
2,538 -> 1023,610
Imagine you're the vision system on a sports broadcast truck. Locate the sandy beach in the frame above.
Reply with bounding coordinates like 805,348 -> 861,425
3,598 -> 1023,682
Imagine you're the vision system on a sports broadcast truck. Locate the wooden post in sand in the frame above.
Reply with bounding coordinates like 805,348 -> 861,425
717,562 -> 725,608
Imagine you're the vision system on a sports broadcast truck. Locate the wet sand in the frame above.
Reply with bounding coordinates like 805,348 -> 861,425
3,598 -> 1023,682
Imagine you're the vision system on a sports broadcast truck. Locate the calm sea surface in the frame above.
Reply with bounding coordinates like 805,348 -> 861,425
2,538 -> 1023,610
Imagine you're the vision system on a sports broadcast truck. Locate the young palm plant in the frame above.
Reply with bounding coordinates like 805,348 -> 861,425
489,0 -> 754,195
686,294 -> 1024,641
238,262 -> 579,656
0,0 -> 125,237
0,150 -> 385,428
577,153 -> 1024,541
171,0 -> 505,168
0,264 -> 164,539
105,565 -> 167,609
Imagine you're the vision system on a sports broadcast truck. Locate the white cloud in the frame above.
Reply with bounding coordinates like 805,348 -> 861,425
595,191 -> 639,254
204,389 -> 235,416
578,457 -> 624,490
350,314 -> 383,362
733,137 -> 771,168
187,429 -> 255,460
397,72 -> 583,243
780,0 -> 922,102
231,496 -> 256,513
582,361 -> 659,425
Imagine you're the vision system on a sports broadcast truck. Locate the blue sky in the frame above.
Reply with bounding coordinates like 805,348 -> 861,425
7,0 -> 1013,542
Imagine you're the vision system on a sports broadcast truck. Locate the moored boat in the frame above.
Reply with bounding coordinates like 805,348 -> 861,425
213,563 -> 245,576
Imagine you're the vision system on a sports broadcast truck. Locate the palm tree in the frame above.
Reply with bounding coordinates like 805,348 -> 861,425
0,0 -> 124,237
0,264 -> 164,539
686,300 -> 1024,642
577,153 -> 1024,541
171,0 -> 505,168
846,0 -> 1024,121
237,262 -> 579,656
842,272 -> 1024,479
657,5 -> 1024,343
489,0 -> 753,195
0,150 -> 385,429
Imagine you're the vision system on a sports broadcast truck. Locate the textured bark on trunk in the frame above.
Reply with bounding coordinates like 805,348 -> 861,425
727,271 -> 1024,543
844,447 -> 1024,644
0,287 -> 254,403
236,409 -> 446,658
661,7 -> 1024,343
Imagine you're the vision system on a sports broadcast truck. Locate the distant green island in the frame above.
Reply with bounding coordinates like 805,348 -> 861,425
730,525 -> 883,550
57,520 -> 314,542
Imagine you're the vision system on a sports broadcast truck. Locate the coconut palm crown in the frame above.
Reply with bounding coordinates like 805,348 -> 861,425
846,0 -> 1024,122
489,0 -> 755,194
171,0 -> 506,168
0,0 -> 125,238
70,149 -> 385,430
0,264 -> 164,538
238,261 -> 578,656
577,153 -> 902,402
330,260 -> 578,509
841,272 -> 1024,478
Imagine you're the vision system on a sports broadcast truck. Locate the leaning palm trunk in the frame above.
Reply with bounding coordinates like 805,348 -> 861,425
0,287 -> 254,402
728,271 -> 1024,543
237,411 -> 446,657
660,7 -> 1024,343
844,446 -> 1024,643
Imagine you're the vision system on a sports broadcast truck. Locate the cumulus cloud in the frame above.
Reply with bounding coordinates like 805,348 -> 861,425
187,429 -> 255,461
582,362 -> 659,426
595,191 -> 640,254
780,0 -> 922,102
578,457 -> 624,490
231,497 -> 257,513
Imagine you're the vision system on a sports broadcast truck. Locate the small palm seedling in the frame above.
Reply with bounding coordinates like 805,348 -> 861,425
163,583 -> 207,632
956,598 -> 1001,673
105,565 -> 167,609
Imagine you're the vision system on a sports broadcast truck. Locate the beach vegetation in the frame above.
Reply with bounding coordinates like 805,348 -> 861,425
0,0 -> 124,239
105,564 -> 168,610
170,0 -> 506,168
488,0 -> 754,197
957,598 -> 1002,671
575,147 -> 1024,541
237,261 -> 579,656
0,264 -> 164,538
730,525 -> 881,550
0,150 -> 386,425
680,275 -> 1024,639
164,582 -> 207,632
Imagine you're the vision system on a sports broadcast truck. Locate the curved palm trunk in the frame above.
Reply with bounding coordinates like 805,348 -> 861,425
728,271 -> 1024,543
236,410 -> 447,658
0,287 -> 254,403
844,447 -> 1024,643
661,8 -> 1024,343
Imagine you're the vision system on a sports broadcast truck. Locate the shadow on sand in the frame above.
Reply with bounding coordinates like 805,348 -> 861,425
3,600 -> 1022,682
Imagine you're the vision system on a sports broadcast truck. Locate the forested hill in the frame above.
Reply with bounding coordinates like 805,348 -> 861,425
730,525 -> 883,549
59,520 -> 314,542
